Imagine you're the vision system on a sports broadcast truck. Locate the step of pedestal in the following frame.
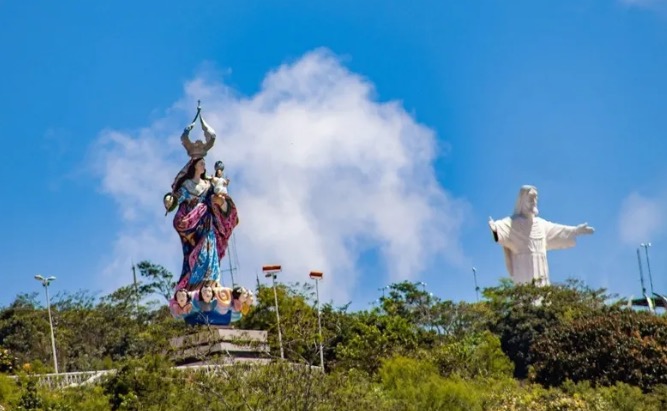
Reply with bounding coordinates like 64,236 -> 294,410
169,328 -> 270,364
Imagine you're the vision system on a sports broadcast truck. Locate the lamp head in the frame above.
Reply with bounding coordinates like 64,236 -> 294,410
309,271 -> 323,280
262,265 -> 282,277
34,274 -> 56,286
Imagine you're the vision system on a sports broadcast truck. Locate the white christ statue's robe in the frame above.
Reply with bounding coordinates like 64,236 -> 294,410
494,216 -> 579,286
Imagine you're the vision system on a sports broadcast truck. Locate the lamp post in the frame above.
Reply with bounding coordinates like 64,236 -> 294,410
309,271 -> 324,370
34,275 -> 58,374
131,262 -> 140,314
378,285 -> 389,298
472,267 -> 480,302
415,281 -> 432,329
262,265 -> 284,360
636,248 -> 654,312
640,243 -> 655,296
636,248 -> 648,297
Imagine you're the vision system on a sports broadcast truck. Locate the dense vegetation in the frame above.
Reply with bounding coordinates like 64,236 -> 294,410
1,262 -> 666,410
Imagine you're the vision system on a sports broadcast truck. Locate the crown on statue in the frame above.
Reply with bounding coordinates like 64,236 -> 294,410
184,141 -> 209,159
180,100 -> 216,159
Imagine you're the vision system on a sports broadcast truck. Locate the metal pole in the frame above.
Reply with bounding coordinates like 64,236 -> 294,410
416,281 -> 429,328
35,276 -> 59,374
472,267 -> 480,302
44,284 -> 58,374
641,243 -> 655,296
271,274 -> 285,360
315,278 -> 324,370
378,286 -> 387,298
132,263 -> 140,314
228,253 -> 236,288
637,248 -> 648,297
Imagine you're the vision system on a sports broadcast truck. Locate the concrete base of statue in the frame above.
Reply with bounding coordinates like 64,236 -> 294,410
169,327 -> 270,366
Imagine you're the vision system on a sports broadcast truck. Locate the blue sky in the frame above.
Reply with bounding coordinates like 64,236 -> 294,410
1,0 -> 666,308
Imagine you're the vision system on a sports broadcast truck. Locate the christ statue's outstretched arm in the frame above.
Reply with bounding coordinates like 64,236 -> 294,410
488,216 -> 499,242
544,220 -> 594,250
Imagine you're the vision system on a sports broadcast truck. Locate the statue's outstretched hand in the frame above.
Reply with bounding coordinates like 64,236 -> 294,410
576,223 -> 595,235
184,122 -> 195,134
488,216 -> 497,232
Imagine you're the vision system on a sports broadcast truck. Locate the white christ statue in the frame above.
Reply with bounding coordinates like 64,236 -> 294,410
488,185 -> 594,286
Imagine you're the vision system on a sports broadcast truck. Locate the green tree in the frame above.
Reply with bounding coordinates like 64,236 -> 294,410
0,293 -> 53,372
380,356 -> 483,411
532,310 -> 667,390
15,378 -> 42,411
238,282 -> 323,365
0,348 -> 17,373
334,310 -> 420,374
102,355 -> 184,411
379,281 -> 434,328
0,373 -> 20,409
135,261 -> 176,304
428,331 -> 513,379
484,279 -> 610,379
0,263 -> 186,373
429,300 -> 492,338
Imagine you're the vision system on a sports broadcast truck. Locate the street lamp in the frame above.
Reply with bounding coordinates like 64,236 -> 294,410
262,265 -> 284,360
378,285 -> 389,298
309,271 -> 324,370
640,243 -> 655,296
636,248 -> 648,296
34,275 -> 58,374
472,267 -> 480,302
415,281 -> 431,329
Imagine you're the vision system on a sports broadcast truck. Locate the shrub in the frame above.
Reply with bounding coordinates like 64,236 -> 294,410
532,310 -> 667,390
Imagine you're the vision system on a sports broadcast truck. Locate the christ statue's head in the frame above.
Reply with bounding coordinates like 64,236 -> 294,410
513,185 -> 539,217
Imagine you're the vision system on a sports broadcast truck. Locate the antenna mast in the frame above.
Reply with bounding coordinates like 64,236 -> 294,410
132,261 -> 140,313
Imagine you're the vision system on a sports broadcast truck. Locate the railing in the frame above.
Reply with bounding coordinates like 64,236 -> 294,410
8,328 -> 321,392
7,359 -> 313,390
10,370 -> 117,390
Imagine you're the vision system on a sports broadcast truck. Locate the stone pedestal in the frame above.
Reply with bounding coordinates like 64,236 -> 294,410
169,327 -> 270,366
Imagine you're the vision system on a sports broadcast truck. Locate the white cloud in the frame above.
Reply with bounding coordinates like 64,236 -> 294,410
91,48 -> 468,303
618,192 -> 665,245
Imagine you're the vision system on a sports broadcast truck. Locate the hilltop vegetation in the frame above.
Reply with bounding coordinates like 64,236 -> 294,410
1,261 -> 666,410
